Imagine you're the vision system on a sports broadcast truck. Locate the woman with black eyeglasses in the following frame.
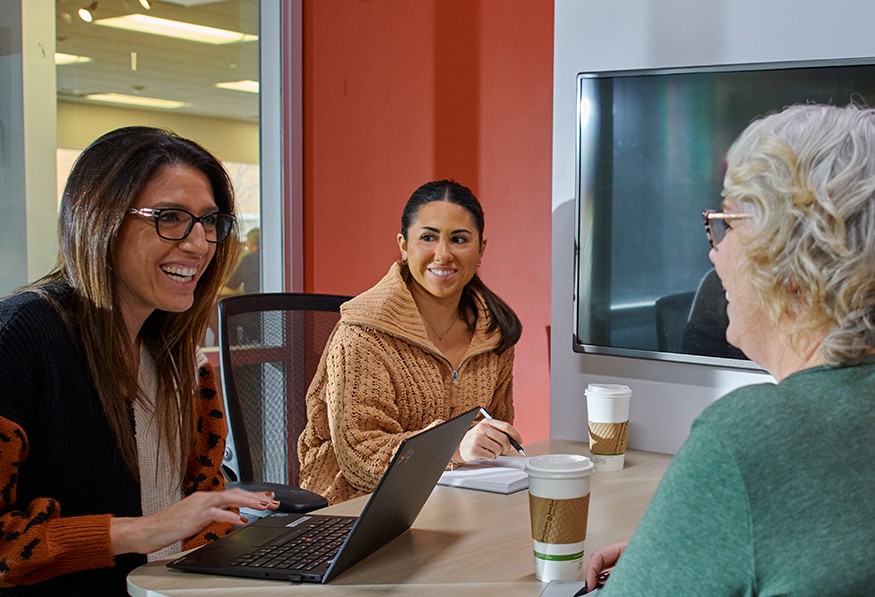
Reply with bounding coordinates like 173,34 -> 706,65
0,127 -> 277,595
585,104 -> 875,595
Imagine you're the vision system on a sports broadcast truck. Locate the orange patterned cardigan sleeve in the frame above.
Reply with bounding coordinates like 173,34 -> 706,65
0,362 -> 234,587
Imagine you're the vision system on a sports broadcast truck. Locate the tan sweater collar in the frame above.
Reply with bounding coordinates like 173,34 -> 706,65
341,262 -> 501,358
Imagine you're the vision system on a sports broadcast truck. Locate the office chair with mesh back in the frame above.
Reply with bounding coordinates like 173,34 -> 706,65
654,291 -> 696,353
218,292 -> 352,513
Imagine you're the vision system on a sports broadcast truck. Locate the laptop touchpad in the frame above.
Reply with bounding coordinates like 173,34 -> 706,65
227,525 -> 288,547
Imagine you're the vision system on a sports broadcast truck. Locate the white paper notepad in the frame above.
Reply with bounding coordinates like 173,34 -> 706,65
437,455 -> 531,494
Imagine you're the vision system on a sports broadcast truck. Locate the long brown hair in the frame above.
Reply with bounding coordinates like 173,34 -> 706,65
400,180 -> 522,352
27,126 -> 238,479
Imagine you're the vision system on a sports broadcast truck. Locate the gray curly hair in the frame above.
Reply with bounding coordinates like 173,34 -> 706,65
724,103 -> 875,366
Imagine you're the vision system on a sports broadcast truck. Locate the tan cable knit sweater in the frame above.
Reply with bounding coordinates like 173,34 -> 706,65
298,263 -> 515,505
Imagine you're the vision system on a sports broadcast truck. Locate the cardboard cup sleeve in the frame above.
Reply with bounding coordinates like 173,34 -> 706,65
528,494 -> 590,544
588,421 -> 629,455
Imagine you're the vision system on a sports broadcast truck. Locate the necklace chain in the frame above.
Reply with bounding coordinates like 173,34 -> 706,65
422,311 -> 458,342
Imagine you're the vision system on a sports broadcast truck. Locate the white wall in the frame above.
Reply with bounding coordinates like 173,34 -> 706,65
551,0 -> 875,454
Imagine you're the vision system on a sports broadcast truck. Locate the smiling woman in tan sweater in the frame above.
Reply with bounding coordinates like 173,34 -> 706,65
298,180 -> 523,505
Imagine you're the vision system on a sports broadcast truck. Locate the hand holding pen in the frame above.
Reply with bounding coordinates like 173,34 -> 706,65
479,408 -> 526,455
584,540 -> 628,592
452,408 -> 526,464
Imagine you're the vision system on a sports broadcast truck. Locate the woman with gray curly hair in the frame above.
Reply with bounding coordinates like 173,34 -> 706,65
585,103 -> 875,595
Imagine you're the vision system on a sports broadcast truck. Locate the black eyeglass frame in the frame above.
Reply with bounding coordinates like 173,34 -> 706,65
128,207 -> 236,243
702,210 -> 753,249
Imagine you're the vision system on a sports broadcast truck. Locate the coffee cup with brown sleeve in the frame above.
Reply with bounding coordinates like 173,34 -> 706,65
585,383 -> 632,471
525,454 -> 595,582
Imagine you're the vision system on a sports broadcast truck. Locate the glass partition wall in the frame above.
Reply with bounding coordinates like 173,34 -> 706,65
4,0 -> 278,348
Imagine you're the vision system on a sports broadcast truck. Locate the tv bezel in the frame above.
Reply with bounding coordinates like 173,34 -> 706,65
571,56 -> 875,371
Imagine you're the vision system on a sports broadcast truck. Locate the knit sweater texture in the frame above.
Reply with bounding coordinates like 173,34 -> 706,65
0,287 -> 234,596
600,359 -> 875,596
298,263 -> 515,505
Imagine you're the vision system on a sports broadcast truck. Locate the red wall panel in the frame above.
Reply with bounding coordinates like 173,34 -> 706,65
302,0 -> 553,442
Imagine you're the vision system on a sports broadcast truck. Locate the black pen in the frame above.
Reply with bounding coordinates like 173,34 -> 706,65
573,570 -> 611,596
479,407 -> 526,455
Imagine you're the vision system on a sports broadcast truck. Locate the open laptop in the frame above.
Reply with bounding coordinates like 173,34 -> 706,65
168,407 -> 479,583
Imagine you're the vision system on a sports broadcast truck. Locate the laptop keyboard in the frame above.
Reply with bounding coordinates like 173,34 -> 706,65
230,517 -> 356,572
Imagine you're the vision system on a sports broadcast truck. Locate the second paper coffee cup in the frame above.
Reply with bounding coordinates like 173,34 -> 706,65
585,383 -> 632,471
525,454 -> 595,582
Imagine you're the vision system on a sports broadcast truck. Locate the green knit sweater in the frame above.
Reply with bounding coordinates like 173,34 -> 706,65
600,360 -> 875,596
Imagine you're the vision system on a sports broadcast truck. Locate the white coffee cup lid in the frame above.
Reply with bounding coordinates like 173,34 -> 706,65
525,454 -> 594,478
585,383 -> 632,399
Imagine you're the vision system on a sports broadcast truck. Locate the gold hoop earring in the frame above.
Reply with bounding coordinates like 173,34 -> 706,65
401,258 -> 408,265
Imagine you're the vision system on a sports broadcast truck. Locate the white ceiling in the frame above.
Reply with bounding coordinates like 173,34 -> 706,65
55,0 -> 260,122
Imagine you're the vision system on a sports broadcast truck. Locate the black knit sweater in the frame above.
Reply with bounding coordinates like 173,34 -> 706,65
0,287 -> 232,595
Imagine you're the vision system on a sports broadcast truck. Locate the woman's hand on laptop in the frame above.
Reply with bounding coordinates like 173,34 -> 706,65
110,488 -> 279,555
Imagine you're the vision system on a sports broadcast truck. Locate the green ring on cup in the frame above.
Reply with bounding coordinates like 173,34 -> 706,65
534,550 -> 584,562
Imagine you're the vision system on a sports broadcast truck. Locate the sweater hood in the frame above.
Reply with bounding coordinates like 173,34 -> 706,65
340,262 -> 501,358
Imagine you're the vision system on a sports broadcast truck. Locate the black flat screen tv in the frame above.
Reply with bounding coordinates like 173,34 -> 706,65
573,57 -> 875,369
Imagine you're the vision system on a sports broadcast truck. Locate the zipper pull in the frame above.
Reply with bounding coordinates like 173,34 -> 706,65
452,369 -> 459,383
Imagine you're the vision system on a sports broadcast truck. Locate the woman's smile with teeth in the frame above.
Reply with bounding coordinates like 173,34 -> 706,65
162,265 -> 198,282
430,268 -> 456,277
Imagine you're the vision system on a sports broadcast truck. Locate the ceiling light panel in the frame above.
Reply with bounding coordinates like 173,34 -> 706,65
94,14 -> 258,45
84,93 -> 189,109
55,53 -> 93,65
160,0 -> 229,5
215,80 -> 259,93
